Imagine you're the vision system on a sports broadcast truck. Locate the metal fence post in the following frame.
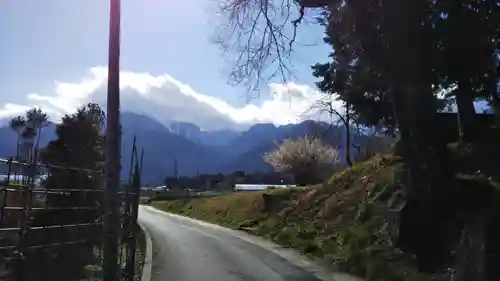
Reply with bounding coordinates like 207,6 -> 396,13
16,159 -> 36,281
125,141 -> 142,280
0,158 -> 12,227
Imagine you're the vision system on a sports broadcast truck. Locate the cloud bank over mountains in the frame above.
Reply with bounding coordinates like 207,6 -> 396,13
0,67 -> 327,131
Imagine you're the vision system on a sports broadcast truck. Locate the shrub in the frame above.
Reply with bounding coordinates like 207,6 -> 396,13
263,135 -> 340,185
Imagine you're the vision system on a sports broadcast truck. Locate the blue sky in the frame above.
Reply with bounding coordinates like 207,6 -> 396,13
0,0 -> 331,129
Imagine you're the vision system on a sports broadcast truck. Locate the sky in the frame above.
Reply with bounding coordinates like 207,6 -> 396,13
0,0 -> 332,131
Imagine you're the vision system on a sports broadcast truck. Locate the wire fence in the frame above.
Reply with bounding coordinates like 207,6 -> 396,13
0,156 -> 141,281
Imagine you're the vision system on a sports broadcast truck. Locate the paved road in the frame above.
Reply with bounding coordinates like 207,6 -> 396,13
138,205 -> 363,281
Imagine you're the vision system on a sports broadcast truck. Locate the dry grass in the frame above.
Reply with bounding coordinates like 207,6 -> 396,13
152,191 -> 266,228
152,187 -> 304,228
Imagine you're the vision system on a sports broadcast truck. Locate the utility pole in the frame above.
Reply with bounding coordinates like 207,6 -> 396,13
173,158 -> 179,179
103,0 -> 121,280
173,158 -> 178,189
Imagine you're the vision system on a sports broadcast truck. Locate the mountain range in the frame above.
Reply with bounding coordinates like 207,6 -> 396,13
0,112 -> 383,184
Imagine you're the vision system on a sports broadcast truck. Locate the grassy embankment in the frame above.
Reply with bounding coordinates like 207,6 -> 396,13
152,154 -> 442,280
151,144 -> 500,281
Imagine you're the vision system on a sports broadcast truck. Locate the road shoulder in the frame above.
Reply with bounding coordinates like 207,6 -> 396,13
141,205 -> 363,281
138,222 -> 153,281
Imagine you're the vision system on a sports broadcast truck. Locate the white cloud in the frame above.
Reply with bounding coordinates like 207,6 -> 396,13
0,66 -> 328,131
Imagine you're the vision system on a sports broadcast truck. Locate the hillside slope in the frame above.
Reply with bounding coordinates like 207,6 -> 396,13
151,155 -> 446,281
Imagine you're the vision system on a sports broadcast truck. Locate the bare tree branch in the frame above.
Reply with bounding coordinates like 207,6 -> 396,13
213,0 -> 325,92
303,92 -> 358,166
302,93 -> 346,124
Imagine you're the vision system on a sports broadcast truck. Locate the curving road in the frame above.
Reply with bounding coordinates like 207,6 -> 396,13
138,205 -> 363,281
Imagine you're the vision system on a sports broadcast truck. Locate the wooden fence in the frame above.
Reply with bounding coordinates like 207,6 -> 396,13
0,157 -> 141,281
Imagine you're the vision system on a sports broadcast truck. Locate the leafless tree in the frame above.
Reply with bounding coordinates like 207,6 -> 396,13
213,0 -> 327,91
304,93 -> 355,166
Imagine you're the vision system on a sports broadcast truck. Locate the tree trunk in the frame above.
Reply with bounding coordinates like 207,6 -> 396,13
390,82 -> 453,272
35,128 -> 42,162
20,143 -> 27,162
15,133 -> 20,161
490,91 -> 500,126
455,80 -> 476,141
293,169 -> 313,186
485,207 -> 500,281
456,213 -> 487,281
378,0 -> 456,271
345,103 -> 353,167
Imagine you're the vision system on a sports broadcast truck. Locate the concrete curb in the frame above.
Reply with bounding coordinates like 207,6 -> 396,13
138,222 -> 153,281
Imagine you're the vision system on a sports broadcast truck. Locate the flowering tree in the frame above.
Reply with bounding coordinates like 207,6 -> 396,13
264,135 -> 340,185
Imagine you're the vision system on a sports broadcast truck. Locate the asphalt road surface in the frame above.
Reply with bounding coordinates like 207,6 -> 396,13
138,205 -> 363,281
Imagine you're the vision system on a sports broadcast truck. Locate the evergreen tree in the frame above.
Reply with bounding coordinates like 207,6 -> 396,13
9,116 -> 26,161
23,103 -> 105,281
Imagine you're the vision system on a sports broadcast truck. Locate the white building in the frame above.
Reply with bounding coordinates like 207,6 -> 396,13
234,184 -> 295,192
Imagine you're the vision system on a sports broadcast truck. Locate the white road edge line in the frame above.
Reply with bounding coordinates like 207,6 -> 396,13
138,222 -> 153,281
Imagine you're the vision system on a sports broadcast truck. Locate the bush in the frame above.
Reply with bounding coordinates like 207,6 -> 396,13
263,135 -> 340,185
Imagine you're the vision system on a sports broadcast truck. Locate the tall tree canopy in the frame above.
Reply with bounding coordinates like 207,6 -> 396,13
9,116 -> 26,160
215,0 -> 500,276
26,108 -> 49,156
28,103 -> 105,281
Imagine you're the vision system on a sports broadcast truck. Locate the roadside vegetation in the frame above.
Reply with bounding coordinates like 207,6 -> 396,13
152,154 -> 431,280
2,104 -> 146,281
1,105 -> 106,281
206,0 -> 500,280
152,130 -> 500,281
